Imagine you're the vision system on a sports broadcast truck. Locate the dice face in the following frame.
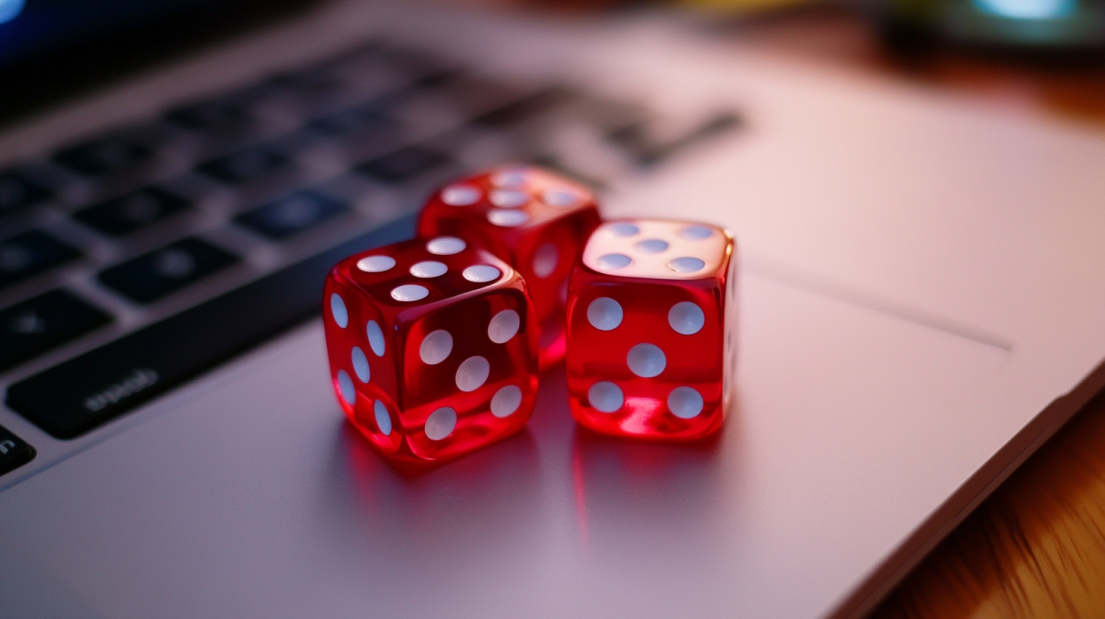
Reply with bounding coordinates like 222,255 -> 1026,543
323,235 -> 539,468
417,165 -> 601,370
566,219 -> 736,441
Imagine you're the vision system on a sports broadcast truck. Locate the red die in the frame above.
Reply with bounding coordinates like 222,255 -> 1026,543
565,219 -> 736,441
323,235 -> 539,468
417,165 -> 601,370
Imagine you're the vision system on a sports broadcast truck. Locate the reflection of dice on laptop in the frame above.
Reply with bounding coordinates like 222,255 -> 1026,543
566,219 -> 736,441
323,235 -> 539,469
417,165 -> 601,370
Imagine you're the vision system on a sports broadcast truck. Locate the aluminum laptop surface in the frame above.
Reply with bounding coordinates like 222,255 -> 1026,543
3,2 -> 1105,618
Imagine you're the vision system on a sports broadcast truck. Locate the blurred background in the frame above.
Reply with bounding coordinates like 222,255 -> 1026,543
484,0 -> 1105,125
2,0 -> 1105,125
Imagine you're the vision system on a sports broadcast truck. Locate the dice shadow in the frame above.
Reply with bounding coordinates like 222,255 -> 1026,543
326,419 -> 544,574
568,417 -> 730,568
315,365 -> 746,598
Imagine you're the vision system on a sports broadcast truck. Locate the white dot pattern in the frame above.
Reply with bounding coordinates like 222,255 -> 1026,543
441,184 -> 481,206
426,237 -> 466,255
425,407 -> 457,441
543,189 -> 582,208
627,343 -> 666,378
491,385 -> 523,418
587,297 -> 622,331
589,381 -> 623,413
391,284 -> 428,302
374,400 -> 392,435
668,302 -> 705,335
330,293 -> 348,328
678,225 -> 713,240
351,346 -> 370,382
490,189 -> 529,208
463,265 -> 501,283
337,370 -> 355,406
608,223 -> 640,237
410,260 -> 447,278
583,219 -> 728,281
420,330 -> 453,365
668,257 -> 706,273
668,386 -> 704,419
366,320 -> 385,356
487,210 -> 529,227
455,356 -> 490,392
357,255 -> 396,273
532,243 -> 558,278
488,309 -> 521,344
635,239 -> 669,254
597,253 -> 631,270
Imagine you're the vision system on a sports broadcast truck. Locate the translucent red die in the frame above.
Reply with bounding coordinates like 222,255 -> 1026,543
565,219 -> 736,441
417,165 -> 601,370
323,235 -> 539,468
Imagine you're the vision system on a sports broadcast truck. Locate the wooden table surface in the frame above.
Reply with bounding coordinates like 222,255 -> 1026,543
875,393 -> 1105,618
724,8 -> 1105,618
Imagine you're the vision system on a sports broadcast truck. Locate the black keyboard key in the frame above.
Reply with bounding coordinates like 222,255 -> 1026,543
73,187 -> 193,237
0,171 -> 51,218
98,238 -> 239,304
355,146 -> 451,185
374,46 -> 453,82
528,155 -> 606,191
253,69 -> 362,118
235,191 -> 348,240
265,70 -> 347,98
607,112 -> 742,167
165,100 -> 256,134
308,105 -> 401,140
410,69 -> 459,91
309,41 -> 382,72
53,136 -> 155,177
422,73 -> 525,117
0,425 -> 35,476
7,216 -> 416,439
195,143 -> 294,185
0,230 -> 82,290
471,86 -> 577,128
308,105 -> 405,162
572,96 -> 650,134
0,289 -> 113,372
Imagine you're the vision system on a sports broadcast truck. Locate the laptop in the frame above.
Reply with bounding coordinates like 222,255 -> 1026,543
2,1 -> 1105,617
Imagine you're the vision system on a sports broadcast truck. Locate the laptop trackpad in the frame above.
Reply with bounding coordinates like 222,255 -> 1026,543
0,272 -> 1008,618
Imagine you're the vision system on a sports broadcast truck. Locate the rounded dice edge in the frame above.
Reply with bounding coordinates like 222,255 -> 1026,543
322,271 -> 406,454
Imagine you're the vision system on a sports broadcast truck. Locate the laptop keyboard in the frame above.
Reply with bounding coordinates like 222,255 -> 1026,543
0,41 -> 739,443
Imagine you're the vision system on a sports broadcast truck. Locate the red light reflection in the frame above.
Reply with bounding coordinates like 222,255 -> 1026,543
619,396 -> 664,435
